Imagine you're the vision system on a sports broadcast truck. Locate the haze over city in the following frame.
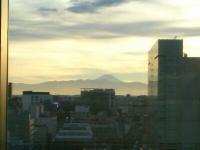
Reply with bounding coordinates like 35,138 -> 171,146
9,0 -> 200,85
6,0 -> 200,149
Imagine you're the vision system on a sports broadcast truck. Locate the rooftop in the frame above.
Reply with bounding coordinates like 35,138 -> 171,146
23,91 -> 50,95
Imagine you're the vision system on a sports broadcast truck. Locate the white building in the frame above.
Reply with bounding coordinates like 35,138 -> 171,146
22,91 -> 53,111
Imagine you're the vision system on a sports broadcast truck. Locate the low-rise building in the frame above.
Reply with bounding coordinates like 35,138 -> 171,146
81,88 -> 115,114
55,123 -> 93,142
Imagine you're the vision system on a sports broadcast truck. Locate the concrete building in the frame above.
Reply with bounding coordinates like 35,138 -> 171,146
39,115 -> 57,137
81,88 -> 115,114
22,91 -> 53,111
8,110 -> 35,149
33,124 -> 48,150
54,123 -> 93,149
55,123 -> 93,142
148,39 -> 200,149
90,123 -> 117,141
74,105 -> 90,122
115,96 -> 129,115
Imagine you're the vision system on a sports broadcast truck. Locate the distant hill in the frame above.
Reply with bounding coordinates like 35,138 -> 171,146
13,74 -> 147,96
96,74 -> 122,83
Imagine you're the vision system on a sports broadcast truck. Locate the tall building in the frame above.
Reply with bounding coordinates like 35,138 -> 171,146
148,39 -> 200,150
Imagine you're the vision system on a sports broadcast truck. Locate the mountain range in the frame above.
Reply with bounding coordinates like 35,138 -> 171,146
13,74 -> 147,96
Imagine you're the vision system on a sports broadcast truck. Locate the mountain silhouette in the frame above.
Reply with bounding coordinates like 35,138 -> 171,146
13,75 -> 147,96
96,74 -> 122,82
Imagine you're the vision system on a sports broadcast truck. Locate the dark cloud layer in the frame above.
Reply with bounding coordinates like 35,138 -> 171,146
10,17 -> 200,41
66,0 -> 166,13
67,0 -> 130,13
9,0 -> 191,41
37,7 -> 58,16
38,7 -> 58,12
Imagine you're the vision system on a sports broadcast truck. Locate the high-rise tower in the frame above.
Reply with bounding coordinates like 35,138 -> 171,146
148,39 -> 200,150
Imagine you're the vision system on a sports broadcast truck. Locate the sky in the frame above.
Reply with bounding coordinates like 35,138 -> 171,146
9,0 -> 200,84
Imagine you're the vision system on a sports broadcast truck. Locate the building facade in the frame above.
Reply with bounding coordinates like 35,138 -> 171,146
8,110 -> 35,149
81,88 -> 115,114
22,91 -> 53,111
148,39 -> 200,149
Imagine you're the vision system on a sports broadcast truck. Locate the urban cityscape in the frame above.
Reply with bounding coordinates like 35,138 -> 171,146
8,39 -> 200,150
8,0 -> 200,150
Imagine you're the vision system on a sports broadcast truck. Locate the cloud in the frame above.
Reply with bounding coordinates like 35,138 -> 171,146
66,0 -> 171,13
38,7 -> 58,12
67,0 -> 130,13
121,51 -> 147,56
163,27 -> 200,37
9,19 -> 165,41
9,67 -> 109,83
9,0 -> 199,41
11,19 -> 199,41
37,7 -> 58,16
49,66 -> 108,74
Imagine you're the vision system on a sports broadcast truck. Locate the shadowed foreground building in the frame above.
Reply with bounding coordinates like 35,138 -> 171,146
148,39 -> 200,150
8,110 -> 35,149
81,88 -> 115,114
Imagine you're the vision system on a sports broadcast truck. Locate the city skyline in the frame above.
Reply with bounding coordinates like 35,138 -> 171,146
12,74 -> 147,95
9,0 -> 200,84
